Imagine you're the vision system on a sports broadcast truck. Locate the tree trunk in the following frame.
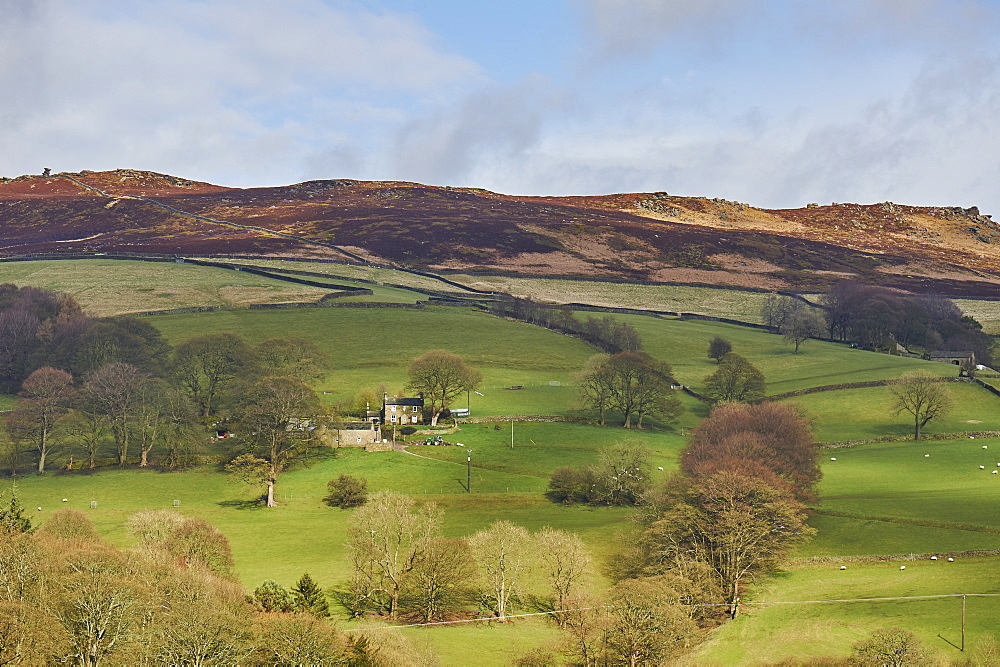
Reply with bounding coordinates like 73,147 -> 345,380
430,408 -> 441,427
37,428 -> 48,473
266,478 -> 276,507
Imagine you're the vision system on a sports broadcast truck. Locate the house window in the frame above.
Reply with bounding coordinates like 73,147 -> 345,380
413,406 -> 418,412
391,405 -> 397,412
356,437 -> 362,443
390,415 -> 397,423
411,415 -> 417,424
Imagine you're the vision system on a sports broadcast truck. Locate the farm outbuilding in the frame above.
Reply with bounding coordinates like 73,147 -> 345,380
928,350 -> 976,367
335,421 -> 389,451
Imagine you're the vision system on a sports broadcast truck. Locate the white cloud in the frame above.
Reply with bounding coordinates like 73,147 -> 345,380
0,0 -> 486,185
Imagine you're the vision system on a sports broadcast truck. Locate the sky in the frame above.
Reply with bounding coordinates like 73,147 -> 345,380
3,0 -> 1000,213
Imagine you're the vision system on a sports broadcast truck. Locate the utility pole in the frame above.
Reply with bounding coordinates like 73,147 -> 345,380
467,450 -> 473,493
962,594 -> 967,652
511,420 -> 514,449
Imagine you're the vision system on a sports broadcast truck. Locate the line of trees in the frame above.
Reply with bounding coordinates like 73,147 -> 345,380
763,282 -> 993,363
342,490 -> 719,664
0,501 -> 429,665
340,491 -> 594,623
489,297 -> 643,354
0,287 -> 335,509
575,352 -> 683,428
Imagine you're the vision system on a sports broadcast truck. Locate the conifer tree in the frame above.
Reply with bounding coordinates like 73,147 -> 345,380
0,484 -> 31,533
292,573 -> 330,617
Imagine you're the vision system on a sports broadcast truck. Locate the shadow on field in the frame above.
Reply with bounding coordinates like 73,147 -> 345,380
217,498 -> 265,510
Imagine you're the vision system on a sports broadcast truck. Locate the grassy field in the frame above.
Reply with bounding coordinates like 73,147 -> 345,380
7,437 -> 636,591
6,289 -> 1000,664
148,306 -> 598,417
219,257 -> 463,294
954,298 -> 1000,333
786,383 -> 1000,442
616,315 -> 957,394
690,557 -> 1000,664
439,275 -> 773,320
0,259 -> 330,315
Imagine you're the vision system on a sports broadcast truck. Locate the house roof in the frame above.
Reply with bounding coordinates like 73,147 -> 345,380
384,397 -> 424,406
342,421 -> 377,430
929,351 -> 974,358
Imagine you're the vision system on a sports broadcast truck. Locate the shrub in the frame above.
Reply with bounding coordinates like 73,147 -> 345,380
324,474 -> 368,509
253,580 -> 294,612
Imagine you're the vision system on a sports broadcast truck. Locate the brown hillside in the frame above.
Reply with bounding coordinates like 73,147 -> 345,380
1,169 -> 999,296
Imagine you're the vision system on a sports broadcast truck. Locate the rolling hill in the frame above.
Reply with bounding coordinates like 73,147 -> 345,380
3,168 -> 1000,296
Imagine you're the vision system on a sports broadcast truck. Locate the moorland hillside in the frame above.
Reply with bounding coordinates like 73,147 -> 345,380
3,169 -> 1000,296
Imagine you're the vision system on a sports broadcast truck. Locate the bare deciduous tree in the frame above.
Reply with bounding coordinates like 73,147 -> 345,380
346,491 -> 443,619
603,577 -> 697,666
702,353 -> 765,403
889,371 -> 953,440
171,333 -> 259,418
707,336 -> 732,363
644,470 -> 815,611
401,537 -> 474,623
852,627 -> 928,667
15,366 -> 74,473
83,362 -> 149,466
535,527 -> 591,622
780,307 -> 827,353
469,520 -> 531,621
578,352 -> 682,428
231,376 -> 322,507
406,350 -> 482,426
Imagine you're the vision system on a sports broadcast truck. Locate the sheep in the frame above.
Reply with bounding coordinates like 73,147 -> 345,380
900,565 -> 906,570
980,466 -> 986,469
924,454 -> 930,457
948,557 -> 955,562
991,470 -> 997,475
830,457 -> 837,461
61,498 -> 68,502
839,565 -> 847,570
931,556 -> 938,560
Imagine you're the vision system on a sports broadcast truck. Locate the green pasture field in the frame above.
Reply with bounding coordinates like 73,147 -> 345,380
219,257 -> 461,294
812,437 -> 1000,534
803,435 -> 1000,556
406,421 -> 686,479
690,556 -> 1000,664
441,274 -> 772,321
7,431 -> 635,588
6,288 -> 1000,663
785,382 -> 1000,442
614,315 -> 956,394
147,306 -> 599,417
0,259 -> 330,316
953,297 -> 1000,333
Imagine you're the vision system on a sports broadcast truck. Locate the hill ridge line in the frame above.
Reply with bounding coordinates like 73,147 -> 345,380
57,173 -> 367,263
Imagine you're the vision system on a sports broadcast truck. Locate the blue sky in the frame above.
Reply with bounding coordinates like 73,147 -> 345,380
3,0 -> 1000,213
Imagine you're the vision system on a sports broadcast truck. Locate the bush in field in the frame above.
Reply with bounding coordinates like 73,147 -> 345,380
325,474 -> 368,509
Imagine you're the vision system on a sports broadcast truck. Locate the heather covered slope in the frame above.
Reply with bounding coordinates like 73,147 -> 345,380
2,169 -> 1000,296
